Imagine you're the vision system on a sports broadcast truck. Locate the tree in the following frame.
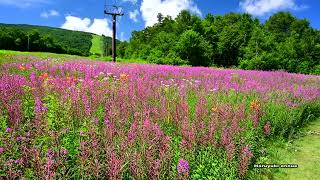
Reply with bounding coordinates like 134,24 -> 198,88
175,10 -> 203,34
240,25 -> 280,70
117,41 -> 128,58
266,12 -> 296,41
176,30 -> 213,66
211,13 -> 255,66
121,10 -> 319,74
157,13 -> 164,24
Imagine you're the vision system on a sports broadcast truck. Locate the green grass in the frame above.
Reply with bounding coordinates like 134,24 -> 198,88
98,56 -> 149,64
0,50 -> 85,64
90,35 -> 102,55
272,119 -> 320,180
251,117 -> 320,180
0,50 -> 83,59
0,50 -> 149,64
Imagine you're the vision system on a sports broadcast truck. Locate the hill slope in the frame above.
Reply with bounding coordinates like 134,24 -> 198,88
0,23 -> 114,56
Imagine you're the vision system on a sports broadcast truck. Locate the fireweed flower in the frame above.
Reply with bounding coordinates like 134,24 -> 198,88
263,122 -> 271,135
16,136 -> 25,142
177,159 -> 189,174
45,159 -> 55,180
46,149 -> 55,159
35,97 -> 45,114
80,131 -> 85,135
5,160 -> 14,167
25,132 -> 31,137
60,149 -> 69,158
0,147 -> 4,154
180,140 -> 188,149
143,119 -> 152,137
92,141 -> 98,148
239,145 -> 254,177
14,159 -> 22,165
6,128 -> 13,133
30,72 -> 36,82
104,118 -> 110,127
127,120 -> 138,142
242,145 -> 253,158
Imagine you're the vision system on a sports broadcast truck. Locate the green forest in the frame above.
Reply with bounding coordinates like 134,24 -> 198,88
0,24 -> 114,56
118,11 -> 320,74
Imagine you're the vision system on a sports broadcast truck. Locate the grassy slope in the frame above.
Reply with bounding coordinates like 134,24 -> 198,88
0,23 -> 113,56
0,50 -> 88,64
90,35 -> 102,55
0,50 -> 148,64
0,50 -> 83,58
0,23 -> 93,54
252,117 -> 320,180
273,119 -> 320,180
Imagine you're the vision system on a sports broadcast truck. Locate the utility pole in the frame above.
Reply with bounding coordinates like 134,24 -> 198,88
27,34 -> 30,51
112,15 -> 116,62
104,5 -> 124,62
106,42 -> 108,56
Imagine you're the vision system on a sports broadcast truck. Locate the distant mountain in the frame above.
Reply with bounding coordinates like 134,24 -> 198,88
0,23 -> 116,56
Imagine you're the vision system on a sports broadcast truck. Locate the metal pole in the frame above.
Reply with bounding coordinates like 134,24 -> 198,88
112,15 -> 116,62
27,34 -> 30,51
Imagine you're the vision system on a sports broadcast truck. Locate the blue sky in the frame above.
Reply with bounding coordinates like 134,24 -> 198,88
0,0 -> 319,41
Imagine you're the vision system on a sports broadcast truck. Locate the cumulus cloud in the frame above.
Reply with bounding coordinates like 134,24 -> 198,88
61,16 -> 112,37
0,0 -> 50,8
40,10 -> 59,18
240,0 -> 307,16
120,32 -> 125,41
140,0 -> 201,27
129,9 -> 139,22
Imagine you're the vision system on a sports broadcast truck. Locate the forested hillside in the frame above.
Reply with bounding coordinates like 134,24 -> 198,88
0,23 -> 113,56
118,11 -> 320,74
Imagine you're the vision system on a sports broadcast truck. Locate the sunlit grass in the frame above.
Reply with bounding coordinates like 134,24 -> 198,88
90,35 -> 102,55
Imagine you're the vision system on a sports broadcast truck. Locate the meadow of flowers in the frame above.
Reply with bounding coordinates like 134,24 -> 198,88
0,55 -> 319,179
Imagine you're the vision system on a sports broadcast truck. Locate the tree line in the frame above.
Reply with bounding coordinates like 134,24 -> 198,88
0,24 -> 93,56
0,27 -> 66,54
118,11 -> 320,74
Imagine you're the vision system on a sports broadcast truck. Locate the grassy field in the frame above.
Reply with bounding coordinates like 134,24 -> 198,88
0,51 -> 319,179
0,50 -> 84,62
273,119 -> 320,179
248,116 -> 320,180
90,35 -> 102,55
0,50 -> 148,64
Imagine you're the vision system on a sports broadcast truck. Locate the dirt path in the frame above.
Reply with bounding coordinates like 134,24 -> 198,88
273,119 -> 320,180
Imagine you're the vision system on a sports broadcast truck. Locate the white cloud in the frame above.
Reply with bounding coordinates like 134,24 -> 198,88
87,19 -> 113,37
129,9 -> 139,22
0,0 -> 50,8
120,32 -> 125,41
40,10 -> 59,18
140,0 -> 201,27
61,16 -> 112,37
240,0 -> 307,16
